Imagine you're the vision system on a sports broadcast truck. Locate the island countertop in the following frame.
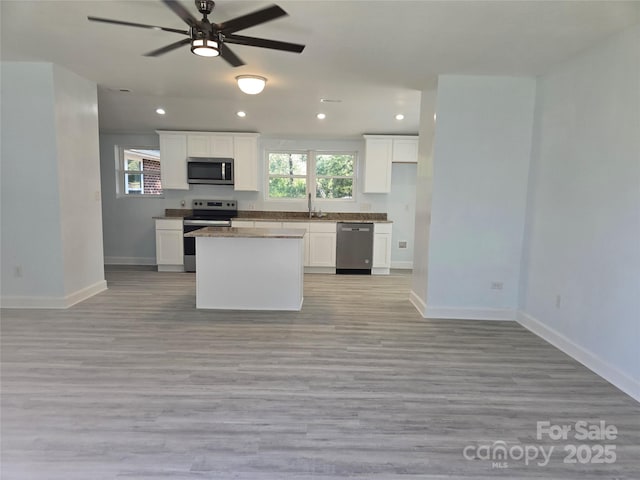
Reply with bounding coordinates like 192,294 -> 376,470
185,226 -> 306,239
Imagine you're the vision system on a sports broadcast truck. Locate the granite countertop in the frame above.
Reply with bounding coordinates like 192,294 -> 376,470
184,227 -> 306,239
244,217 -> 392,224
154,209 -> 392,223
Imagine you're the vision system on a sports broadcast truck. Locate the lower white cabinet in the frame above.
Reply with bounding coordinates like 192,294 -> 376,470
373,223 -> 392,274
155,219 -> 184,272
309,222 -> 336,267
283,222 -> 310,266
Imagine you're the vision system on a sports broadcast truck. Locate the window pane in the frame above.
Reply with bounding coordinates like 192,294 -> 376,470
316,154 -> 354,176
268,153 -> 307,175
126,174 -> 142,193
316,178 -> 353,199
126,158 -> 142,171
269,177 -> 307,198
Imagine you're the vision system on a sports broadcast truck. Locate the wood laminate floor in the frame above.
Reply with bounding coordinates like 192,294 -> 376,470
1,269 -> 639,479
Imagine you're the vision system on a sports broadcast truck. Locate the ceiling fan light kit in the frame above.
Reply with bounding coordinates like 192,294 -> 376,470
191,38 -> 219,57
88,0 -> 305,67
236,75 -> 266,95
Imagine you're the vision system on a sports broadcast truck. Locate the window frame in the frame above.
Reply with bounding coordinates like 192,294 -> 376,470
115,146 -> 164,199
265,149 -> 357,202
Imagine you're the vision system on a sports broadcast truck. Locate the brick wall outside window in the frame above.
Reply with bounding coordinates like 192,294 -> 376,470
143,159 -> 162,194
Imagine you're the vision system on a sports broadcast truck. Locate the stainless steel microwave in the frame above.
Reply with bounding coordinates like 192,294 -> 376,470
187,158 -> 234,185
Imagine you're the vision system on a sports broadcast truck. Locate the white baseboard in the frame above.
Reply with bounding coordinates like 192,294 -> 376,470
391,261 -> 413,270
1,279 -> 108,309
304,267 -> 336,274
517,310 -> 640,403
425,306 -> 516,321
409,290 -> 427,317
372,267 -> 390,275
104,256 -> 155,265
158,265 -> 185,272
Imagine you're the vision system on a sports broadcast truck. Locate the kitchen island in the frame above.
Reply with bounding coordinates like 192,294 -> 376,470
184,227 -> 306,311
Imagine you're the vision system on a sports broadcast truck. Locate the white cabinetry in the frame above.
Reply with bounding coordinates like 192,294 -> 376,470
283,222 -> 310,266
309,222 -> 336,268
363,135 -> 419,193
233,134 -> 259,191
372,222 -> 392,274
155,219 -> 184,272
187,134 -> 234,157
363,136 -> 393,193
392,137 -> 419,163
158,132 -> 188,190
158,131 -> 259,191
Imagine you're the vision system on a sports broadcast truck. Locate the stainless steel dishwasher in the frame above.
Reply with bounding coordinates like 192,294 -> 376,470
336,222 -> 374,274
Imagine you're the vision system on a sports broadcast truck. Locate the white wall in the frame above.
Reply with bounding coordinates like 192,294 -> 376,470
423,75 -> 536,320
1,63 -> 66,299
100,135 -> 417,265
410,90 -> 437,313
53,65 -> 105,296
519,25 -> 640,399
1,62 -> 106,307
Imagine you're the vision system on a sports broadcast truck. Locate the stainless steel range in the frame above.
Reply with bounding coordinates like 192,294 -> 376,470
183,199 -> 237,272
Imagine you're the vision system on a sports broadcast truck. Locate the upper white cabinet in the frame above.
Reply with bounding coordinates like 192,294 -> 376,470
363,135 -> 419,193
158,131 -> 259,191
158,132 -> 188,190
187,134 -> 234,157
363,136 -> 393,193
233,134 -> 259,191
392,137 -> 419,163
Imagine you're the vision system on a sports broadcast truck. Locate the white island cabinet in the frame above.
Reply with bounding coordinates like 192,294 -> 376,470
186,227 -> 305,311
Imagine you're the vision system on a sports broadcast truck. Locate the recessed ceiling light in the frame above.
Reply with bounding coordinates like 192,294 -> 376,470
395,114 -> 405,120
317,113 -> 326,120
236,111 -> 246,118
156,108 -> 166,115
434,113 -> 437,121
320,98 -> 342,103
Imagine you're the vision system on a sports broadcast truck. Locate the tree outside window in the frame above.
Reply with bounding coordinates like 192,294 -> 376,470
267,151 -> 355,200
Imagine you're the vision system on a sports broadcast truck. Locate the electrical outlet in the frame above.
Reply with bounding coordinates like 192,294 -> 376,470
491,281 -> 503,290
399,241 -> 407,249
248,203 -> 255,210
360,203 -> 371,212
555,295 -> 562,308
94,190 -> 101,201
14,266 -> 22,278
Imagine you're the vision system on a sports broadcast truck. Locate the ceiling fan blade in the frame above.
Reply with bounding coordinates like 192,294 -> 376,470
218,5 -> 287,34
88,16 -> 188,35
162,0 -> 200,28
224,34 -> 305,53
144,38 -> 191,57
219,43 -> 245,67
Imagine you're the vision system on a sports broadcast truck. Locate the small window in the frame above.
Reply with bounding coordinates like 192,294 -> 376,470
315,153 -> 355,199
267,152 -> 308,199
117,148 -> 163,197
266,150 -> 356,200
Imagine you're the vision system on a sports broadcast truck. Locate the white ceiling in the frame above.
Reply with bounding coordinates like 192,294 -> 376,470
1,1 -> 638,138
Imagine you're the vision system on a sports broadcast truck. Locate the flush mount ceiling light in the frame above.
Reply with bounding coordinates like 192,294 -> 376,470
236,75 -> 267,95
316,113 -> 326,120
191,38 -> 219,57
155,107 -> 166,115
395,114 -> 405,120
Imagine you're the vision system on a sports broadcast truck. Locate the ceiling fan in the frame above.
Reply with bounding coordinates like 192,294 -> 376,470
88,0 -> 305,67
